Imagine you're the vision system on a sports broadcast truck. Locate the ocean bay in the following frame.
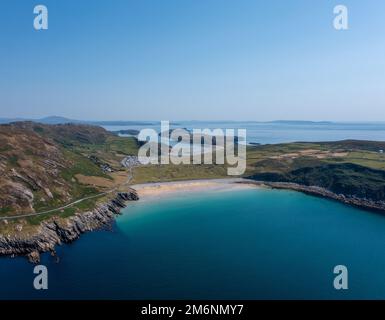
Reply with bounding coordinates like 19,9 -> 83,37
1,188 -> 385,299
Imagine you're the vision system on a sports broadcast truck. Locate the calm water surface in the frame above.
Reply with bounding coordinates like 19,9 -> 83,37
103,121 -> 385,144
1,188 -> 385,299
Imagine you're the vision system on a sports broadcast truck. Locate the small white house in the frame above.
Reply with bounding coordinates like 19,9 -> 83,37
379,149 -> 384,154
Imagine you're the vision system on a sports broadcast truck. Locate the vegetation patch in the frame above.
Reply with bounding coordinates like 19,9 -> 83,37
7,155 -> 19,167
0,206 -> 12,216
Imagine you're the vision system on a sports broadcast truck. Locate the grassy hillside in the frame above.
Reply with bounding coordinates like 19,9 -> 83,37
0,122 -> 140,219
245,141 -> 385,201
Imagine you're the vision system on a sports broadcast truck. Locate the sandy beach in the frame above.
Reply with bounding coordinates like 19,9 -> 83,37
131,178 -> 257,201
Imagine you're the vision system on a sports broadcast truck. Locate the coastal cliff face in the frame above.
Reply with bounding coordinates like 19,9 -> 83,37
0,191 -> 139,263
248,163 -> 385,210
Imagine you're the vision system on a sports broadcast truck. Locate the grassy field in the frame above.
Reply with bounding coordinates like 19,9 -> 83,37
245,142 -> 385,176
131,163 -> 228,184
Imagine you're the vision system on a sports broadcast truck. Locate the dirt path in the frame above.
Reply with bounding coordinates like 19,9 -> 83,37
0,166 -> 135,221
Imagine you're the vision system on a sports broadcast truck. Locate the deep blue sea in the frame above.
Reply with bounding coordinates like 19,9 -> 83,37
2,188 -> 385,299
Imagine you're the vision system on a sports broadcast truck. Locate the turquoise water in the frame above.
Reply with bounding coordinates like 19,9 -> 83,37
1,188 -> 385,299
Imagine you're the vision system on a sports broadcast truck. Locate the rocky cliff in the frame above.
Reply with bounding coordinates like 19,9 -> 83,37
0,191 -> 139,263
245,181 -> 385,214
248,163 -> 385,202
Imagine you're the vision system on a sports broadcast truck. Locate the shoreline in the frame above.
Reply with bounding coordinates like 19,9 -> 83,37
2,177 -> 385,263
0,191 -> 139,263
131,178 -> 257,201
243,180 -> 385,214
133,178 -> 385,214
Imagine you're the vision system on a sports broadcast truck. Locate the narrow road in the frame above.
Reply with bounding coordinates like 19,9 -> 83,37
0,166 -> 134,221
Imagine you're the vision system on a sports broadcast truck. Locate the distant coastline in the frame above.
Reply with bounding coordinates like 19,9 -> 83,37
2,115 -> 385,126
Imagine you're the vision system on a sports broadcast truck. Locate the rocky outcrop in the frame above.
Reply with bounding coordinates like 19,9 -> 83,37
0,190 -> 139,263
121,155 -> 142,168
89,155 -> 114,173
246,180 -> 385,213
248,163 -> 385,202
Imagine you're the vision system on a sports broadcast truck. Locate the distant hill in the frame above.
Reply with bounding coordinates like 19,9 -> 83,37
0,116 -> 80,125
0,118 -> 25,124
0,116 -> 157,127
268,120 -> 333,125
38,116 -> 83,124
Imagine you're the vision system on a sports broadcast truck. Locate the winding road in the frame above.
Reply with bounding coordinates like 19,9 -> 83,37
0,165 -> 134,221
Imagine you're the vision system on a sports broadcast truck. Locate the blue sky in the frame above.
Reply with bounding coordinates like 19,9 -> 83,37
0,0 -> 384,121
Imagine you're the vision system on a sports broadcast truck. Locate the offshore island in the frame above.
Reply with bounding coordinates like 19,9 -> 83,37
1,120 -> 385,262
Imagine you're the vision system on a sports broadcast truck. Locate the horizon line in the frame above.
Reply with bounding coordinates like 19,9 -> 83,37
2,116 -> 385,124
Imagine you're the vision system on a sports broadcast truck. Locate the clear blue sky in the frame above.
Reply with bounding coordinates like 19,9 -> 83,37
1,0 -> 384,121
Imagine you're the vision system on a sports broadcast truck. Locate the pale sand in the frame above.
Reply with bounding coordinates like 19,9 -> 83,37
131,178 -> 257,201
